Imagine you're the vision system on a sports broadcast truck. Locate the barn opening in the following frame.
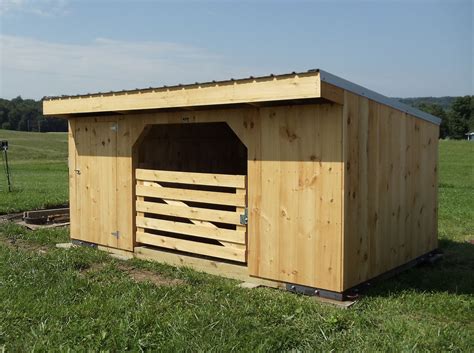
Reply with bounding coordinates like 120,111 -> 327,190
133,122 -> 249,264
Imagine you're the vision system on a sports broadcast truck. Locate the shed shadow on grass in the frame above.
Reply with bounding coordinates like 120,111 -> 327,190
361,239 -> 474,298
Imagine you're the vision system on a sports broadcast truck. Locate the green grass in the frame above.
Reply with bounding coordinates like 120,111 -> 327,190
0,132 -> 473,351
0,129 -> 68,214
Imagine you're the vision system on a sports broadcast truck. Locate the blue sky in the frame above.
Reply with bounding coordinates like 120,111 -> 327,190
0,0 -> 472,99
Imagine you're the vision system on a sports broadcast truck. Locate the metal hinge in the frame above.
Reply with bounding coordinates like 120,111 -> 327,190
111,231 -> 120,238
240,208 -> 248,225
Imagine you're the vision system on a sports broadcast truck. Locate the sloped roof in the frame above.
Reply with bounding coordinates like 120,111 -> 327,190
42,69 -> 441,125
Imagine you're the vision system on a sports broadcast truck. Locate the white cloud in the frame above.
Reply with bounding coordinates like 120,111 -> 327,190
0,35 -> 254,99
0,0 -> 69,16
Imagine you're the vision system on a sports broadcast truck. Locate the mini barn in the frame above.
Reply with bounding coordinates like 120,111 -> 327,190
43,70 -> 440,299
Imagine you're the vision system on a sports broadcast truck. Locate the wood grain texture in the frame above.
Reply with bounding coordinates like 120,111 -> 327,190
342,91 -> 439,290
135,184 -> 246,207
66,98 -> 438,293
136,231 -> 246,262
43,72 -> 322,115
136,169 -> 246,188
68,104 -> 345,291
67,120 -> 79,240
136,201 -> 242,225
136,216 -> 246,244
134,246 -> 284,288
246,104 -> 344,291
72,118 -> 119,248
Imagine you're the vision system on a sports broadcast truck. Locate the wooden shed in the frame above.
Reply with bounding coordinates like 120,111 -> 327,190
43,69 -> 440,299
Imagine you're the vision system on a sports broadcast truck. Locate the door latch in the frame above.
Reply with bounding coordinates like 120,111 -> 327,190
240,208 -> 248,225
74,169 -> 81,175
111,231 -> 120,238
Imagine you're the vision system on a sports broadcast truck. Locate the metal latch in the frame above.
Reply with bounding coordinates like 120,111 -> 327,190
240,208 -> 248,225
111,231 -> 120,238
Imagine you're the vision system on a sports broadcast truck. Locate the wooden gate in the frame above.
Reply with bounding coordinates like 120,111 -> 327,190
135,168 -> 247,263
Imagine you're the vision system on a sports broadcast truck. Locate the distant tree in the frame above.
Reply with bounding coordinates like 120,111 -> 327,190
418,103 -> 449,138
0,96 -> 67,132
1,122 -> 11,130
448,96 -> 473,139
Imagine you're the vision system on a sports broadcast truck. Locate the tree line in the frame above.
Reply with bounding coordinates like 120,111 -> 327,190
0,95 -> 472,138
398,96 -> 473,139
0,97 -> 67,132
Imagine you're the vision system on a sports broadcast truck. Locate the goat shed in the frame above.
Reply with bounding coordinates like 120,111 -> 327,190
43,69 -> 440,299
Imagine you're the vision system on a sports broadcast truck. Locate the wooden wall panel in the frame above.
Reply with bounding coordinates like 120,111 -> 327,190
71,118 -> 120,248
247,104 -> 344,292
342,91 -> 439,290
68,104 -> 344,291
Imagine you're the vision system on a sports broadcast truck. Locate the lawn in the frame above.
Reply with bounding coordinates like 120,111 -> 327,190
0,130 -> 473,351
0,129 -> 68,213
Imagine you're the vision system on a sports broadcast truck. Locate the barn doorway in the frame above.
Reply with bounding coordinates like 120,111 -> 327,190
133,122 -> 248,263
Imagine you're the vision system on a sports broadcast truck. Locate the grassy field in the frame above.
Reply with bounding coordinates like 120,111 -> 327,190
0,130 -> 473,351
0,129 -> 68,213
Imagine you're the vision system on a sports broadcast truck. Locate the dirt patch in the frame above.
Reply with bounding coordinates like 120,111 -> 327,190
78,262 -> 184,287
117,263 -> 184,287
0,213 -> 23,223
0,236 -> 49,254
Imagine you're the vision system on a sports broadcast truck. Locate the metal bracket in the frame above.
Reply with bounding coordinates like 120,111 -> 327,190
111,231 -> 120,238
71,239 -> 98,248
286,283 -> 345,301
240,208 -> 248,225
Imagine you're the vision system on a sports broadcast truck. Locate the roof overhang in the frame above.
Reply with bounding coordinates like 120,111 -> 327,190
42,69 -> 441,126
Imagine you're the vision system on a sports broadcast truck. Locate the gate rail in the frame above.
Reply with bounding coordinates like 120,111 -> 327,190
135,168 -> 247,263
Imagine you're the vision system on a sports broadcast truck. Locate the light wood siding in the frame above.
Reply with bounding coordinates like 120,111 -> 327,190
342,91 -> 439,290
68,103 -> 344,291
67,96 -> 438,292
247,104 -> 343,291
70,118 -> 122,248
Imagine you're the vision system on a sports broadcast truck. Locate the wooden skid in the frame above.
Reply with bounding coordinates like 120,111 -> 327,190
136,216 -> 245,244
136,231 -> 246,262
136,184 -> 245,207
134,246 -> 283,288
136,168 -> 246,189
136,200 -> 242,225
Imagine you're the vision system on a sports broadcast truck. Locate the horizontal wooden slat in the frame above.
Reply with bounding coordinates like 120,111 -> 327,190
136,185 -> 245,207
136,231 -> 246,262
136,169 -> 246,189
136,216 -> 245,245
136,201 -> 242,225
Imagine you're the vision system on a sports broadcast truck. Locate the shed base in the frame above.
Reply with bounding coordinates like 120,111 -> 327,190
286,249 -> 442,301
134,245 -> 285,289
69,242 -> 441,302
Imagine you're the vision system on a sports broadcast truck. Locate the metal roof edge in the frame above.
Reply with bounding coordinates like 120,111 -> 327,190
319,70 -> 442,126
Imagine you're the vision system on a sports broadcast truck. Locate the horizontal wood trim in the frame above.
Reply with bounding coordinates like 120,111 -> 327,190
136,216 -> 245,244
136,169 -> 246,189
136,184 -> 246,207
134,246 -> 284,288
43,72 -> 321,115
136,200 -> 242,225
136,231 -> 246,262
